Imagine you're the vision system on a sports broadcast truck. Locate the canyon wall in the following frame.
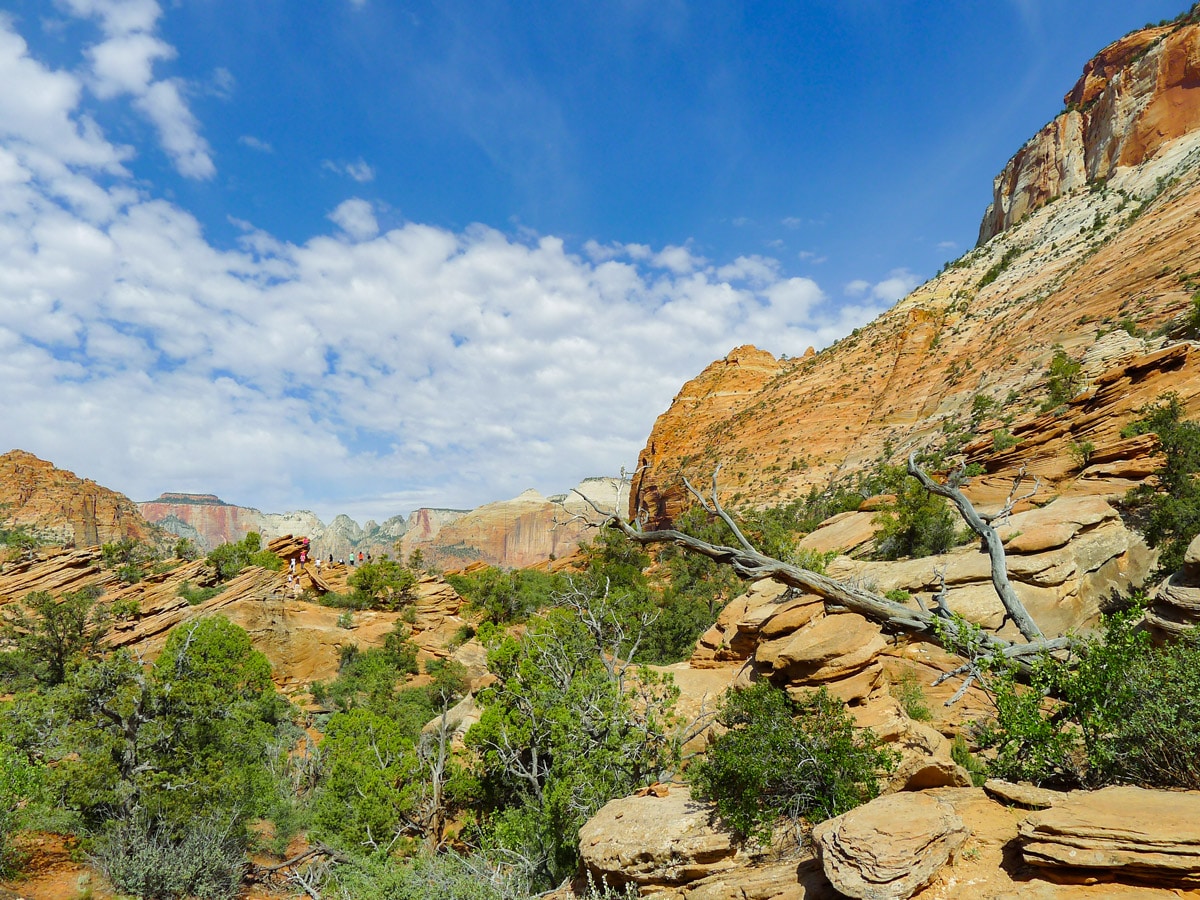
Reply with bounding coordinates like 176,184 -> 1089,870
0,450 -> 158,547
632,19 -> 1200,529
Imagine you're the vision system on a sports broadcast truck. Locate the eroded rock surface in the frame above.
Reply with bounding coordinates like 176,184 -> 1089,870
1019,786 -> 1200,885
812,792 -> 968,900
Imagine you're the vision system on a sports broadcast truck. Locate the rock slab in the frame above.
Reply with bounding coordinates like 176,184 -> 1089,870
1019,785 -> 1200,884
812,792 -> 968,899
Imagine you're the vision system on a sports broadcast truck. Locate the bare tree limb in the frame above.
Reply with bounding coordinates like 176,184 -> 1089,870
905,452 -> 1044,642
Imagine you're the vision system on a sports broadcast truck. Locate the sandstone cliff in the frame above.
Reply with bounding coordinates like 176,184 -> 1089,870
0,450 -> 158,548
632,17 -> 1200,532
400,477 -> 629,570
980,13 -> 1200,242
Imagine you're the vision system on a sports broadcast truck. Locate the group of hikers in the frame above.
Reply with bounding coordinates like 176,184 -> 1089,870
281,538 -> 374,599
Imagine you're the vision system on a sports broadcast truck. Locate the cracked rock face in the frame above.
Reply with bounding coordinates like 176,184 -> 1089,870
1019,786 -> 1200,885
812,792 -> 968,900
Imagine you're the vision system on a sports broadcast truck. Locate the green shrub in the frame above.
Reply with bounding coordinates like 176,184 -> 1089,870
978,246 -> 1022,288
1041,345 -> 1083,411
447,567 -> 565,624
891,670 -> 932,722
348,558 -> 418,610
690,683 -> 895,843
178,580 -> 221,606
977,602 -> 1200,789
95,814 -> 246,900
950,735 -> 988,787
207,532 -> 278,582
873,475 -> 965,561
1122,393 -> 1200,574
991,428 -> 1018,452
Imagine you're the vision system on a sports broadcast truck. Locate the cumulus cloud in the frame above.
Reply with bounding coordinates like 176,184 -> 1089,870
0,13 -> 887,522
328,198 -> 379,240
323,158 -> 376,182
845,269 -> 919,303
64,0 -> 215,179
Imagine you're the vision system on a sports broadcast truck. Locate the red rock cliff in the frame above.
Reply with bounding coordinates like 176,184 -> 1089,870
980,17 -> 1200,242
0,450 -> 157,547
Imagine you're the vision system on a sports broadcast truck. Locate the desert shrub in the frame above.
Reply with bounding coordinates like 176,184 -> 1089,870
0,588 -> 110,687
178,580 -> 221,605
1041,345 -> 1083,410
950,736 -> 988,787
978,245 -> 1022,288
467,590 -> 679,889
101,538 -> 159,584
207,532 -> 280,582
891,670 -> 932,721
447,566 -> 565,624
0,742 -> 41,874
977,602 -> 1200,789
690,683 -> 896,844
348,558 -> 419,610
322,850 -> 529,900
872,475 -> 965,560
95,814 -> 246,900
1121,393 -> 1200,574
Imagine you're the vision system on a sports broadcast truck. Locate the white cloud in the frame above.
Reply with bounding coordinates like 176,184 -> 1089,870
0,12 -> 882,523
238,135 -> 274,153
936,240 -> 958,251
135,80 -> 215,179
844,279 -> 870,297
323,157 -> 376,183
328,198 -> 379,240
870,268 -> 920,302
781,216 -> 803,228
731,216 -> 750,227
64,0 -> 215,179
652,243 -> 705,274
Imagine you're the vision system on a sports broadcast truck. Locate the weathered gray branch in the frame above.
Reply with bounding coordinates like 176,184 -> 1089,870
569,454 -> 1066,675
905,452 -> 1044,642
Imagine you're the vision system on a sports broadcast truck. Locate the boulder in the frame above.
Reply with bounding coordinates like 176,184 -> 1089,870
812,792 -> 968,899
1019,785 -> 1200,884
767,613 -> 885,682
578,786 -> 737,887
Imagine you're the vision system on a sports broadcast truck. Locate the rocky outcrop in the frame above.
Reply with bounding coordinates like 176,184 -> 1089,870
981,19 -> 1200,242
1148,533 -> 1200,635
0,538 -> 474,696
1019,786 -> 1200,885
631,16 -> 1200,533
578,786 -> 739,889
0,450 -> 158,548
812,792 -> 968,900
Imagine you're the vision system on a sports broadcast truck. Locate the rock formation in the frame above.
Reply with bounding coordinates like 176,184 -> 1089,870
0,450 -> 158,548
1148,532 -> 1200,635
140,476 -> 626,573
399,477 -> 629,570
631,14 -> 1200,533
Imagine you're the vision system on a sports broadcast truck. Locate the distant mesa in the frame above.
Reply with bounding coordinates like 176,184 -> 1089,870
153,492 -> 225,505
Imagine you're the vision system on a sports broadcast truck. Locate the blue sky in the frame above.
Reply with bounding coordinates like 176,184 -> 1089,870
0,0 -> 1187,524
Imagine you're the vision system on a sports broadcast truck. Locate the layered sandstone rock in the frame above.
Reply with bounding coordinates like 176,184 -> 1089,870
632,19 -> 1200,534
0,450 -> 157,548
1020,786 -> 1200,885
578,786 -> 739,889
982,20 -> 1200,242
1148,532 -> 1200,635
812,792 -> 969,900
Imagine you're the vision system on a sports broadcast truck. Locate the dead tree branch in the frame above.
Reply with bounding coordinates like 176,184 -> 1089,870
569,461 -> 1065,674
906,452 -> 1044,642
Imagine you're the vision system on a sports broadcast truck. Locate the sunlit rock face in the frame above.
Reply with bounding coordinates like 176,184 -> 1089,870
632,20 -> 1200,533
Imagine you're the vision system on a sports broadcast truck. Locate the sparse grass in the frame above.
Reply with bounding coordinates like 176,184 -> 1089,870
891,670 -> 933,722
